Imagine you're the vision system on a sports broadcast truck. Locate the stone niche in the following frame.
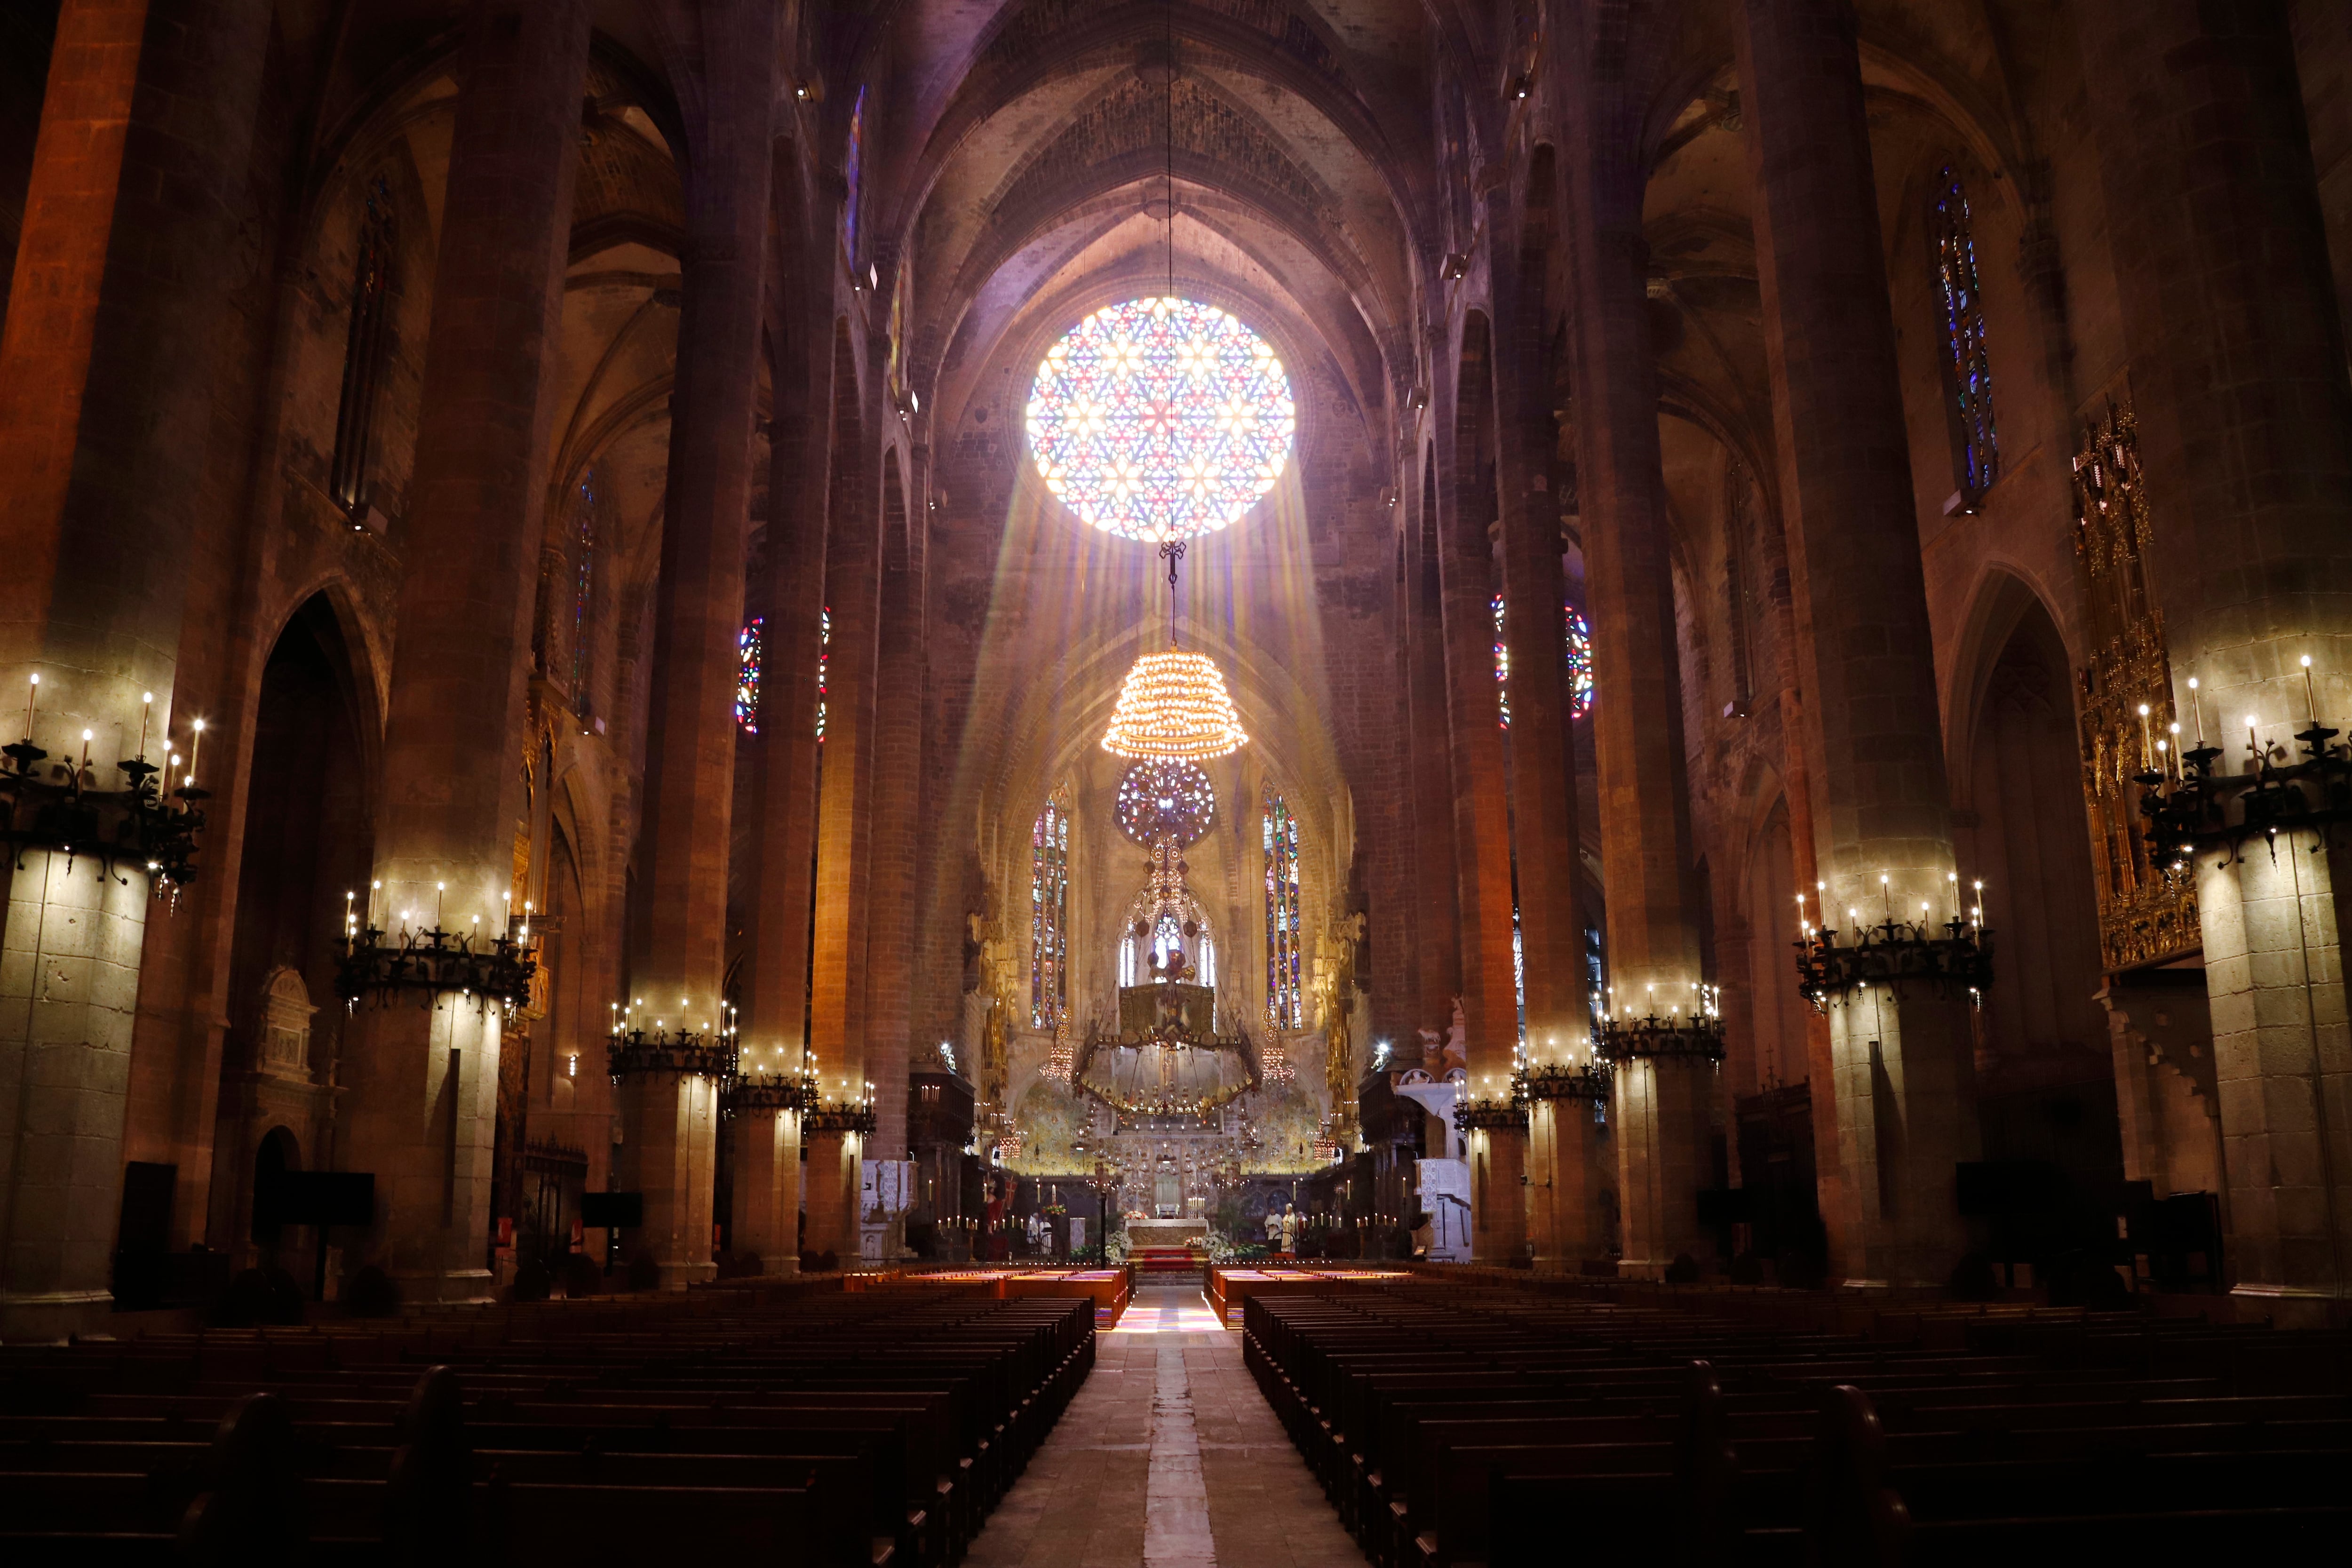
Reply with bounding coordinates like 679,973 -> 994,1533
207,966 -> 341,1268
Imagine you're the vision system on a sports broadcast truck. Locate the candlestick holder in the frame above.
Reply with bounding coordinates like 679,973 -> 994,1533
1453,1095 -> 1529,1133
720,1071 -> 813,1116
2136,715 -> 2350,868
604,1025 -> 737,1082
1595,1010 -> 1728,1063
336,922 -> 537,1010
1794,916 -> 1993,1013
0,742 -> 207,895
803,1099 -> 879,1136
1518,1062 -> 1613,1102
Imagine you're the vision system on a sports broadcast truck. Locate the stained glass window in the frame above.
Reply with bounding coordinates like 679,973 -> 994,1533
330,176 -> 394,518
1930,167 -> 1999,493
1026,297 -> 1297,541
816,606 -> 830,743
1031,783 -> 1072,1028
735,616 -> 763,732
842,86 -> 866,262
1492,594 -> 1512,729
1565,605 -> 1594,719
1263,788 -> 1302,1029
1115,759 -> 1216,847
570,471 -> 596,711
1493,595 -> 1596,725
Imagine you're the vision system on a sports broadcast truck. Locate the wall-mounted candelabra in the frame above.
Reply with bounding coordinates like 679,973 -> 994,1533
2138,658 -> 2350,866
1792,879 -> 1993,1014
337,881 -> 538,1011
803,1098 -> 879,1136
1519,1061 -> 1613,1102
1593,982 -> 1729,1060
2,679 -> 208,895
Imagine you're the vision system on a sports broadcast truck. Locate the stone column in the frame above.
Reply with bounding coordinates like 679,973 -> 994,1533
728,1091 -> 801,1274
2073,0 -> 2352,1310
803,1121 -> 861,1269
616,0 -> 779,1288
1734,0 -> 1977,1287
801,325 -> 881,1261
1436,324 -> 1526,1262
337,0 -> 592,1302
861,446 -> 924,1165
1560,45 -> 1717,1279
0,0 -> 268,1336
1491,192 -> 1599,1267
1405,456 -> 1464,1033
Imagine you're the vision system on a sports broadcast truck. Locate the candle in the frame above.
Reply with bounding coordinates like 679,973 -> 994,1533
1947,871 -> 1959,920
79,728 -> 92,771
136,692 -> 152,762
1880,873 -> 1893,921
2167,723 -> 2181,780
435,881 -> 445,929
2188,677 -> 2204,744
2303,654 -> 2319,723
22,672 -> 38,746
2247,714 -> 2261,765
369,878 -> 381,928
2138,702 -> 2153,769
187,717 -> 203,781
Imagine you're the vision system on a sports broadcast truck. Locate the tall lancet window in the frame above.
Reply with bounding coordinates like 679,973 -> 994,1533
1031,783 -> 1072,1027
1263,788 -> 1302,1028
330,177 -> 396,518
735,617 -> 763,732
1930,166 -> 1999,495
566,470 -> 600,713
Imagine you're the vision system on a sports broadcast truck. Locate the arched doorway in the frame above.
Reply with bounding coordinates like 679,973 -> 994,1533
251,1125 -> 299,1253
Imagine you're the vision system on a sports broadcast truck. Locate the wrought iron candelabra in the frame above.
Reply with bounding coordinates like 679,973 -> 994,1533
1595,1009 -> 1728,1063
1518,1061 -> 1613,1103
604,1025 -> 737,1082
0,735 -> 206,893
338,921 -> 538,1010
2137,695 -> 2350,867
1793,915 -> 1992,1012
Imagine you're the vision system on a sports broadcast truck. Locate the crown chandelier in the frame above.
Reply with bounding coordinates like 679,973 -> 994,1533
1103,651 -> 1248,760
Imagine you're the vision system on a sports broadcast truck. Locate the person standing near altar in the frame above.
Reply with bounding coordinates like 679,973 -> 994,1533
1280,1203 -> 1299,1256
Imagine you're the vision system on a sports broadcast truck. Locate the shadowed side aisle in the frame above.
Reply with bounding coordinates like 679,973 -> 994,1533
964,1284 -> 1367,1568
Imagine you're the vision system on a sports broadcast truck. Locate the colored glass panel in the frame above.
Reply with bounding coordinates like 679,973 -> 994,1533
1931,167 -> 1999,492
1263,788 -> 1302,1028
1026,297 -> 1297,541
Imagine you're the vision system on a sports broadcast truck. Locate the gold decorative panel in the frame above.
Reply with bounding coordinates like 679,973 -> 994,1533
2072,404 -> 2198,971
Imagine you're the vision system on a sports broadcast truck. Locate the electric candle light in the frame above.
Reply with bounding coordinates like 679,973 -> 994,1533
187,717 -> 203,781
2187,677 -> 2204,744
1880,873 -> 1892,922
2138,702 -> 2153,767
2247,714 -> 2261,764
136,692 -> 152,762
2303,654 -> 2320,720
21,671 -> 37,745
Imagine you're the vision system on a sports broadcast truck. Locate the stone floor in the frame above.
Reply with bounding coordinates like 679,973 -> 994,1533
964,1285 -> 1368,1568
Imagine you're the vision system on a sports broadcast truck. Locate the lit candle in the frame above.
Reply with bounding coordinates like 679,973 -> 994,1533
79,728 -> 92,771
369,878 -> 381,928
2247,714 -> 2261,765
2187,677 -> 2204,744
136,692 -> 152,762
2302,654 -> 2319,723
2138,702 -> 2153,769
435,881 -> 445,929
1947,871 -> 1959,920
21,672 -> 38,746
1880,873 -> 1892,922
2167,723 -> 2181,781
187,718 -> 204,781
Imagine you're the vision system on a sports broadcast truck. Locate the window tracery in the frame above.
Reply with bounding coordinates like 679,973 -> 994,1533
1026,297 -> 1297,541
1263,788 -> 1302,1028
1031,783 -> 1072,1027
1931,166 -> 1999,494
735,617 -> 763,732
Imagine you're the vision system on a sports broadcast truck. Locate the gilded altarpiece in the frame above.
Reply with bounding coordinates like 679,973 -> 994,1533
2073,405 -> 2198,970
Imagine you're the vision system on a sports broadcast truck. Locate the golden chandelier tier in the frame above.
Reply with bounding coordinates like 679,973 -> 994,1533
1101,650 -> 1249,761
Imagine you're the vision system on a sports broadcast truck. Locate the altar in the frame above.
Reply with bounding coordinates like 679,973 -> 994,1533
1125,1218 -> 1208,1250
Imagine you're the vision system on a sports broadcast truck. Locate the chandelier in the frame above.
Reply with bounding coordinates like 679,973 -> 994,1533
1103,650 -> 1248,760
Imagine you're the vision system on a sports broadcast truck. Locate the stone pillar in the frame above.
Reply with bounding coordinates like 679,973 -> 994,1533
0,0 -> 269,1335
728,1095 -> 801,1274
1526,1091 -> 1602,1269
1734,0 -> 1977,1287
860,446 -> 924,1162
1560,43 -> 1716,1279
1405,456 -> 1463,1032
1490,191 -> 1600,1266
802,1125 -> 861,1268
338,0 -> 591,1301
806,334 -> 882,1242
618,0 -> 779,1288
1437,321 -> 1526,1262
2072,0 -> 2352,1309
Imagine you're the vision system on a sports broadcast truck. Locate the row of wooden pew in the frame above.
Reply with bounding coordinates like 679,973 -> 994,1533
0,1275 -> 1095,1565
1243,1281 -> 2352,1566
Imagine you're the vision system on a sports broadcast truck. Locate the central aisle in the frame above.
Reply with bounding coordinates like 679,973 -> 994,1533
964,1284 -> 1367,1568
